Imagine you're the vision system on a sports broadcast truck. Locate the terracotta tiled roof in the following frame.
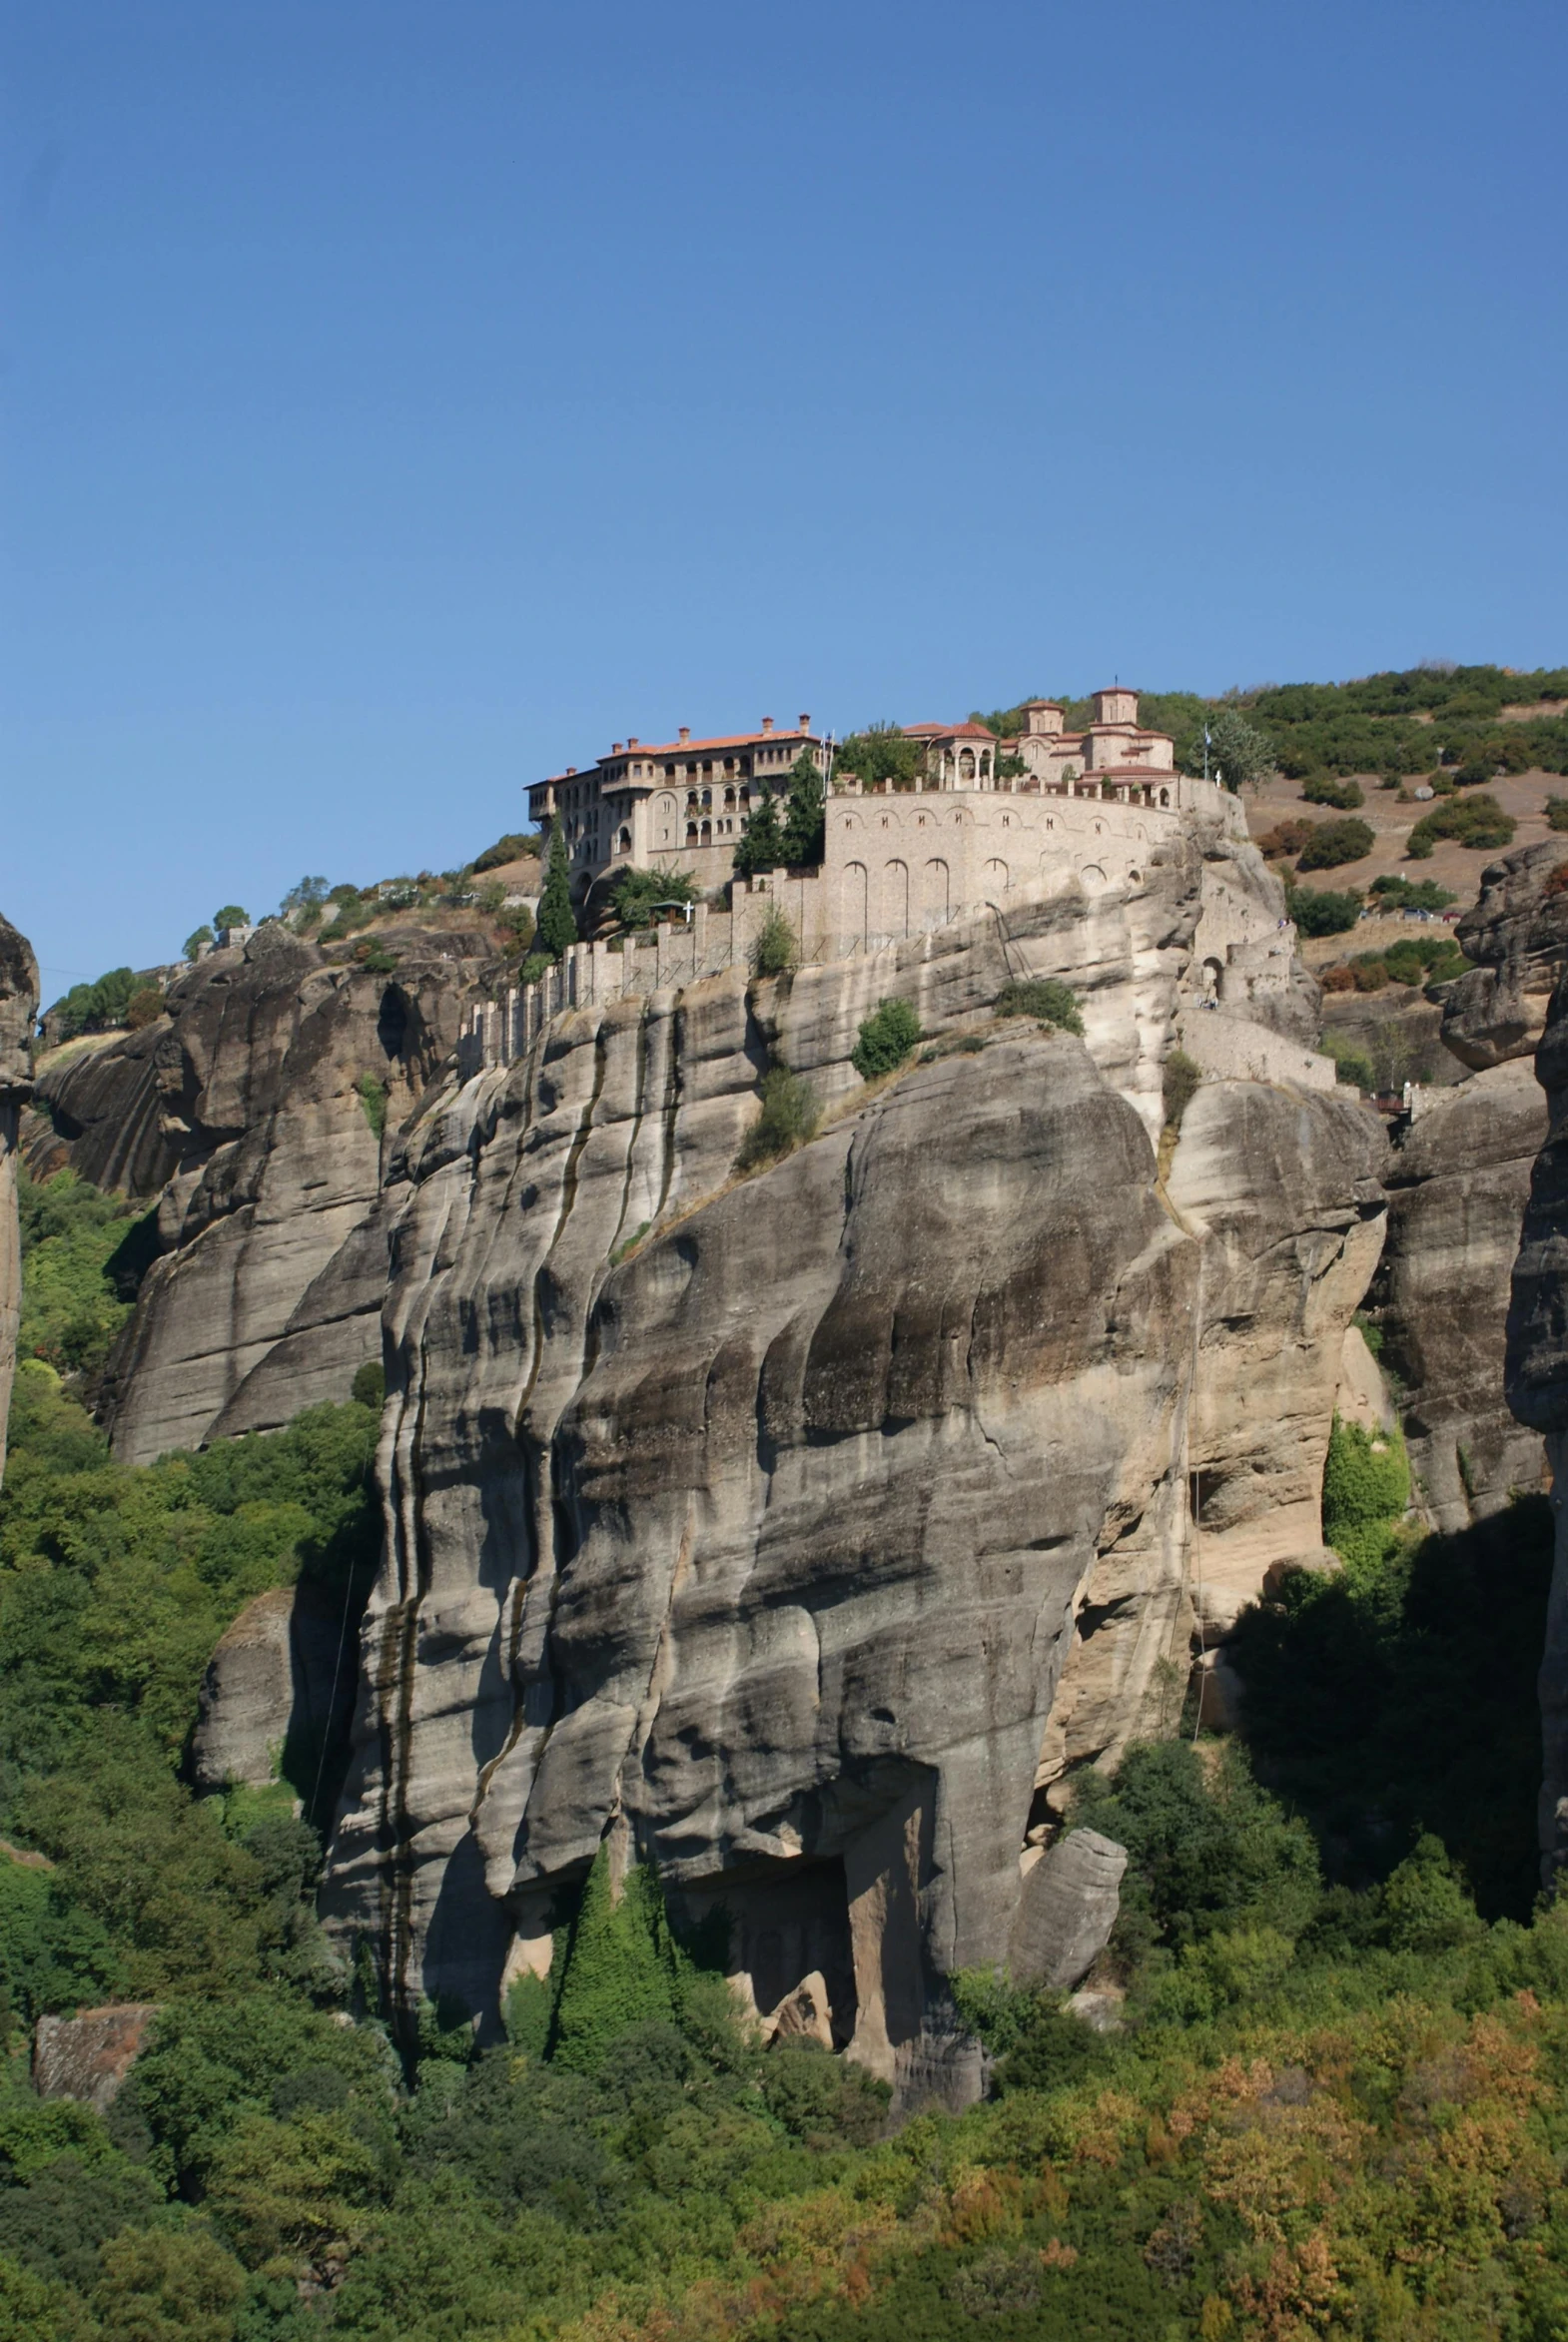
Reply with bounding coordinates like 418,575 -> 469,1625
537,724 -> 819,785
901,720 -> 998,743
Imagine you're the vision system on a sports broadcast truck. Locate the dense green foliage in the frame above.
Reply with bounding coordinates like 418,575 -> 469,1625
606,867 -> 698,932
1300,773 -> 1363,810
1319,1414 -> 1410,1572
16,1170 -> 155,1380
993,979 -> 1084,1036
1286,884 -> 1361,937
731,787 -> 785,879
1406,789 -> 1517,857
1342,933 -> 1467,991
1295,816 -> 1374,872
780,753 -> 826,868
1202,704 -> 1275,793
43,969 -> 140,1046
1367,874 -> 1455,911
536,820 -> 578,960
735,1067 -> 819,1172
833,724 -> 925,792
851,998 -> 923,1081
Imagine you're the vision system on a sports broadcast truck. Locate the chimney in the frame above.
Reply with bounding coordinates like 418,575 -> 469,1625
761,716 -> 774,734
611,743 -> 622,755
679,727 -> 690,744
565,766 -> 576,776
628,736 -> 638,748
799,713 -> 810,732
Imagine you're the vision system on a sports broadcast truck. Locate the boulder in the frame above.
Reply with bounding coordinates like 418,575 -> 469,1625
33,2003 -> 159,2112
1008,1829 -> 1128,1989
192,1580 -> 354,1798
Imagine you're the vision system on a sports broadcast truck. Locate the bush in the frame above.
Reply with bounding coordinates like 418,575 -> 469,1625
354,1076 -> 388,1139
1547,796 -> 1568,833
1255,817 -> 1316,859
1163,1049 -> 1201,1131
735,1066 -> 818,1171
1296,817 -> 1375,871
609,867 -> 698,932
125,987 -> 165,1032
1320,1031 -> 1374,1090
1301,774 -> 1365,810
1289,886 -> 1361,937
183,927 -> 214,962
1320,1413 -> 1410,1575
1368,874 -> 1456,910
749,905 -> 798,978
1406,792 -> 1516,857
1320,963 -> 1356,992
994,978 -> 1084,1036
851,997 -> 922,1080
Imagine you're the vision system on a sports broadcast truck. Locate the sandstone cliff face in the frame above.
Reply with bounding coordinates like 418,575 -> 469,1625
1445,841 -> 1568,1073
321,845 -> 1383,2096
0,915 -> 38,1488
1491,844 -> 1568,1884
1369,1061 -> 1548,1531
29,925 -> 489,1464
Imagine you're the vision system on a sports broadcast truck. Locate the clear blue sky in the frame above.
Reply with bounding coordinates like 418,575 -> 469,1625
5,0 -> 1565,998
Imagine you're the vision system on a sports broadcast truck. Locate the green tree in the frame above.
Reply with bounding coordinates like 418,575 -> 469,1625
1199,705 -> 1274,792
1297,817 -> 1374,871
780,752 -> 826,866
1406,792 -> 1516,857
547,1849 -> 683,2074
607,867 -> 698,931
1288,885 -> 1362,936
731,788 -> 784,880
183,927 -> 215,962
212,908 -> 249,934
279,877 -> 329,918
535,822 -> 577,960
735,1066 -> 818,1172
92,2227 -> 246,2342
833,723 -> 924,791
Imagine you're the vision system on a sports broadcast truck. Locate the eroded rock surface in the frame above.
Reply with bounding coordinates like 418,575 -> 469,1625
0,915 -> 38,1488
1369,1062 -> 1547,1530
34,2004 -> 158,2112
192,1581 -> 354,1798
1444,841 -> 1568,1073
30,925 -> 489,1463
320,855 -> 1380,2100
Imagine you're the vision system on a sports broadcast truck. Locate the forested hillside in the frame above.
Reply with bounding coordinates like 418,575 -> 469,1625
1,1163 -> 1566,2337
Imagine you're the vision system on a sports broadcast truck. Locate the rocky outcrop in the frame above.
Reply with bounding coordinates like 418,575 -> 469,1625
34,2004 -> 158,2112
1009,1829 -> 1127,1989
1444,841 -> 1568,1073
320,846 -> 1381,2100
30,924 -> 489,1463
192,1581 -> 354,1798
0,915 -> 38,1488
1456,836 -> 1568,1882
1367,1062 -> 1548,1530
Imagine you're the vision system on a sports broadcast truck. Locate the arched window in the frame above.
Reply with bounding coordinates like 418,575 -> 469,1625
686,791 -> 698,811
700,819 -> 712,841
724,787 -> 736,808
618,827 -> 631,851
686,821 -> 698,842
959,748 -> 976,780
701,788 -> 712,809
1160,787 -> 1171,807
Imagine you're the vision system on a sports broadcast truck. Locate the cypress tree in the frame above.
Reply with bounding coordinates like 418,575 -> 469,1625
732,788 -> 784,881
780,752 -> 825,867
536,819 -> 577,960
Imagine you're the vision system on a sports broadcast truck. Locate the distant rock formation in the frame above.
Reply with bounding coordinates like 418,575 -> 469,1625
34,2003 -> 158,2113
319,837 -> 1382,2103
29,923 -> 491,1463
0,914 -> 38,1487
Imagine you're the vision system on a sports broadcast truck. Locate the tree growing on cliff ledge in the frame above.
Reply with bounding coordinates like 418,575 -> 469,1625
536,820 -> 577,960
